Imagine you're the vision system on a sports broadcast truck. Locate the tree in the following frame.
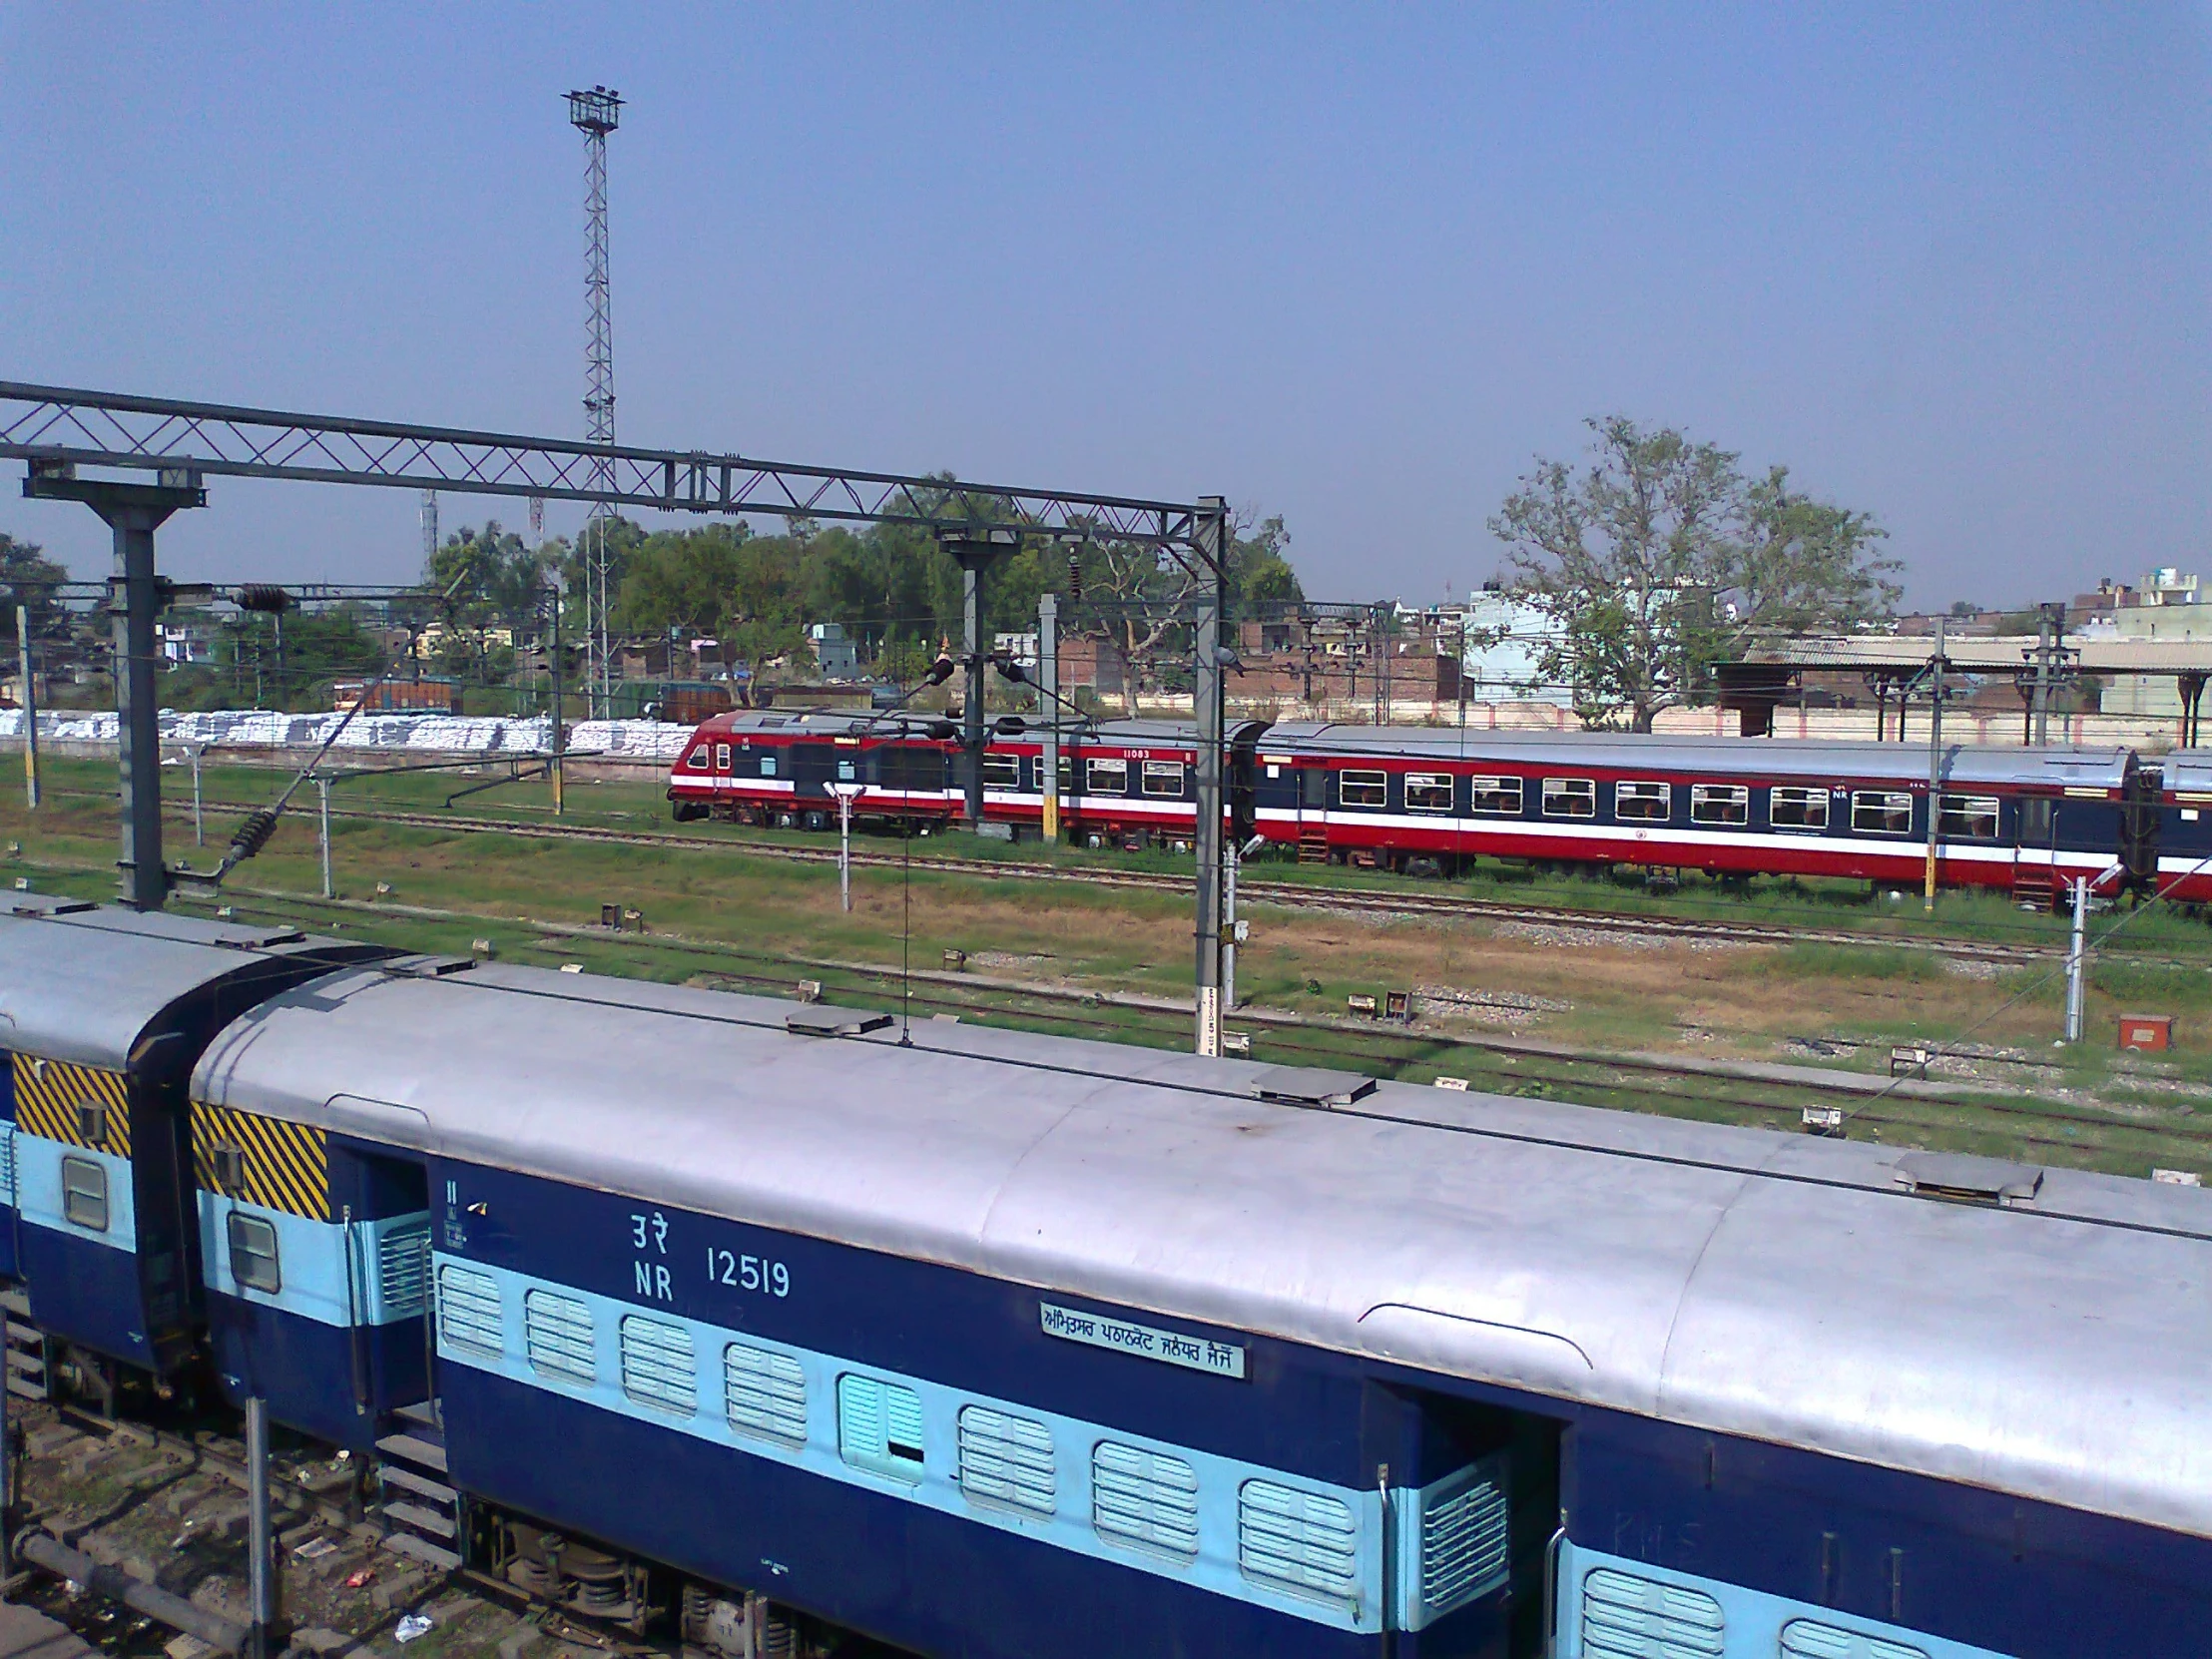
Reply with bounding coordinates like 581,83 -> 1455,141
194,606 -> 386,711
1228,512 -> 1307,610
422,521 -> 549,682
1492,417 -> 1895,731
1731,467 -> 1899,637
0,532 -> 70,643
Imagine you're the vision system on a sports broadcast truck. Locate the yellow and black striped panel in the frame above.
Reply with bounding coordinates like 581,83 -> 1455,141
12,1056 -> 133,1156
191,1100 -> 329,1221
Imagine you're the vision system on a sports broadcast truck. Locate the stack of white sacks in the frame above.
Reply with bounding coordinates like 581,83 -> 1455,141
0,708 -> 694,762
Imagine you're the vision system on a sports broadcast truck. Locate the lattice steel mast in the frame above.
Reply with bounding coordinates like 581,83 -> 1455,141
567,85 -> 622,718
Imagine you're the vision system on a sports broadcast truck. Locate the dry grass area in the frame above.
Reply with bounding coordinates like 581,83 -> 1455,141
6,783 -> 2206,1113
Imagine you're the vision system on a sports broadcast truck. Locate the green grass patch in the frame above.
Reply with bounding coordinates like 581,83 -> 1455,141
1765,942 -> 1949,983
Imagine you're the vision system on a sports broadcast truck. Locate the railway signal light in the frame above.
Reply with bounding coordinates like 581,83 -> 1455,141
1067,554 -> 1082,606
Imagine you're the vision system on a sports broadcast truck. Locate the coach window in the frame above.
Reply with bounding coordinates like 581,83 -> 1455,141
227,1212 -> 281,1294
1940,794 -> 2001,841
1615,781 -> 1670,821
760,754 -> 778,777
957,1405 -> 1057,1519
1771,786 -> 1829,830
1142,761 -> 1186,799
1057,756 -> 1073,794
1404,773 -> 1454,814
1690,785 -> 1750,826
60,1157 -> 107,1232
982,753 -> 1021,791
714,743 -> 732,773
1087,758 -> 1128,796
1853,791 -> 1915,835
1468,776 -> 1523,816
1542,778 -> 1597,819
1092,1441 -> 1201,1563
837,1374 -> 925,1484
684,747 -> 709,771
1339,770 -> 1387,808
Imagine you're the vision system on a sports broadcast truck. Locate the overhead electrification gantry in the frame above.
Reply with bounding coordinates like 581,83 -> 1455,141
0,380 -> 1238,1055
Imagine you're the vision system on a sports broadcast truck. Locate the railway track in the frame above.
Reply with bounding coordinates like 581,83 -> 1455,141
127,791 -> 2071,963
175,881 -> 2205,1178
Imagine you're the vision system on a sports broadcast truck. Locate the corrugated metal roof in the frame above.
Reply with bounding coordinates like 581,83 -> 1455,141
1743,634 -> 2212,675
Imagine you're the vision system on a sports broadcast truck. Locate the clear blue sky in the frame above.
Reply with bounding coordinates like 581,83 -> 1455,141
3,3 -> 2205,609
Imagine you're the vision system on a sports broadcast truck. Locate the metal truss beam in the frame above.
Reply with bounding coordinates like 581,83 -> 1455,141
0,382 -> 1203,549
2,377 -> 1230,1054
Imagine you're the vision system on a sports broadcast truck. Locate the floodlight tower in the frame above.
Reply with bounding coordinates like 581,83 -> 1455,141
567,84 -> 622,719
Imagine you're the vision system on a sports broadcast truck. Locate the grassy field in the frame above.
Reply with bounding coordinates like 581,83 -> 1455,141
6,753 -> 2210,1181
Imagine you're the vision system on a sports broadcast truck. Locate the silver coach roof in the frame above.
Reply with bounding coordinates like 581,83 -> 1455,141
0,900 -> 339,1072
196,962 -> 2212,1541
2165,750 -> 2212,797
1262,724 -> 2134,791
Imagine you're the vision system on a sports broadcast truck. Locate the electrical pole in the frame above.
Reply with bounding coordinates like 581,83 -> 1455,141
547,572 -> 566,816
1924,617 -> 1946,913
419,490 -> 437,568
940,529 -> 1015,830
2064,875 -> 2088,1042
1193,496 -> 1229,1057
568,85 -> 622,722
22,461 -> 205,909
2027,600 -> 2066,747
15,604 -> 36,810
1039,591 -> 1060,845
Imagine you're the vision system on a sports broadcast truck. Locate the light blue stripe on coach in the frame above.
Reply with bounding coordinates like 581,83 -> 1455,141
1552,1540 -> 2014,1659
15,1135 -> 136,1252
431,1254 -> 1386,1633
199,1194 -> 432,1330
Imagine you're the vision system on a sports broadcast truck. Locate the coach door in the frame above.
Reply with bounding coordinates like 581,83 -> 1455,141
1295,764 -> 1330,862
790,744 -> 837,801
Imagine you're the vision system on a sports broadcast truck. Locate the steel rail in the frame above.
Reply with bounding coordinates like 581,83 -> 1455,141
194,885 -> 2206,1165
43,785 -> 2072,961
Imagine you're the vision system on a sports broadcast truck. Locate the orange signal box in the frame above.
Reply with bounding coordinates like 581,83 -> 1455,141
2119,1015 -> 2174,1052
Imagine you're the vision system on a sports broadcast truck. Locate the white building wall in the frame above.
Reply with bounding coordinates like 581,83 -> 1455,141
1442,593 -> 1573,709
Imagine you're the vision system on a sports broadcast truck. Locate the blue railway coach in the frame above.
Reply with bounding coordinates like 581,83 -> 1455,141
179,954 -> 2211,1659
0,894 -> 386,1391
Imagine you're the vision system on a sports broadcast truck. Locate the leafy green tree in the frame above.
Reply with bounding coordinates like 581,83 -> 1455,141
0,532 -> 71,643
1493,417 -> 1894,731
199,606 -> 387,711
422,521 -> 551,682
1229,513 -> 1306,610
1733,468 -> 1899,636
613,523 -> 753,638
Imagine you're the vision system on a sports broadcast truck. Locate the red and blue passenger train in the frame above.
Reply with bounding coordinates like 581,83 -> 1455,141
669,711 -> 2179,902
